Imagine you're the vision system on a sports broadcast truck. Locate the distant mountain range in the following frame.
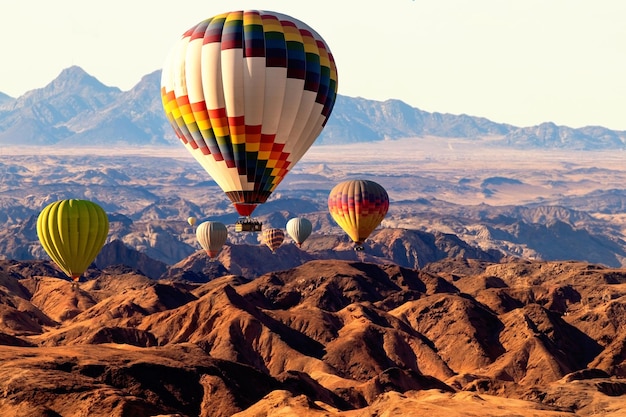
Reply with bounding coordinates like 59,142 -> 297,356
1,65 -> 625,149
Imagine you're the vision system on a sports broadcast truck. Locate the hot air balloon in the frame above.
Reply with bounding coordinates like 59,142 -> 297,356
161,10 -> 338,231
286,217 -> 312,248
262,228 -> 285,253
196,221 -> 228,259
187,216 -> 197,227
328,180 -> 389,250
36,199 -> 109,282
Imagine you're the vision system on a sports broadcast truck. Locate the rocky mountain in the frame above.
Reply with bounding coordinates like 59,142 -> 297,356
386,200 -> 626,268
156,227 -> 501,282
0,91 -> 12,106
502,122 -> 626,150
321,96 -> 513,144
2,257 -> 626,415
0,67 -> 169,146
1,65 -> 626,149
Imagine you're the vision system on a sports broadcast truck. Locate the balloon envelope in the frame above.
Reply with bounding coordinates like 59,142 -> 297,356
161,10 -> 338,217
187,216 -> 197,227
36,199 -> 109,281
327,180 -> 389,249
196,221 -> 228,259
262,228 -> 285,253
286,217 -> 312,247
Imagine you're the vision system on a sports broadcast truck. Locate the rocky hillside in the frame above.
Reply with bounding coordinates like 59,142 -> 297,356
1,257 -> 626,415
158,228 -> 502,282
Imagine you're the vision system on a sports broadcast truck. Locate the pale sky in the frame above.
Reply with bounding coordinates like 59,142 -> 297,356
1,0 -> 625,130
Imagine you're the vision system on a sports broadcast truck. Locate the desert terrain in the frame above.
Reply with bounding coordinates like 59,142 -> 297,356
2,137 -> 626,269
1,138 -> 626,415
3,257 -> 626,415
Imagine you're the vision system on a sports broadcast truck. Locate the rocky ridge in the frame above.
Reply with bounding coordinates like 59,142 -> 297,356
1,257 -> 626,415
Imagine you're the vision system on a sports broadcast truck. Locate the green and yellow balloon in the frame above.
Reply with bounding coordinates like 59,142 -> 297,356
36,199 -> 109,282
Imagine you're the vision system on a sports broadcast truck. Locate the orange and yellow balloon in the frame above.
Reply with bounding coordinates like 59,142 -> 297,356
161,10 -> 338,217
36,199 -> 109,281
328,180 -> 389,250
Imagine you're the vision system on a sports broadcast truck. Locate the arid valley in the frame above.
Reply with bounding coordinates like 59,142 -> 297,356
3,137 -> 626,268
2,138 -> 626,415
1,0 -> 625,410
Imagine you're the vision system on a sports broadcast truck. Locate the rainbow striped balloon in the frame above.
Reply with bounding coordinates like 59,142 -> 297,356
328,180 -> 389,249
161,10 -> 338,217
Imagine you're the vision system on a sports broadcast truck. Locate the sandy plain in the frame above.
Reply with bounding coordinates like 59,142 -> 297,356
4,136 -> 626,233
4,135 -> 624,205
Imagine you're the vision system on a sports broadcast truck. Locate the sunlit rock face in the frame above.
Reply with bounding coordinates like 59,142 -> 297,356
0,258 -> 625,415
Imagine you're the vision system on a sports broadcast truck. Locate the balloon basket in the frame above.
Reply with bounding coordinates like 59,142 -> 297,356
235,218 -> 262,232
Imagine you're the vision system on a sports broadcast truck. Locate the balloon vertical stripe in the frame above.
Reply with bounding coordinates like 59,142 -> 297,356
37,199 -> 109,281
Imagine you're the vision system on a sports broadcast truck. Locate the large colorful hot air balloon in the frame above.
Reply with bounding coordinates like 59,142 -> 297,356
262,227 -> 285,253
36,199 -> 109,281
328,180 -> 389,250
161,10 -> 338,226
286,217 -> 312,248
196,221 -> 228,259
